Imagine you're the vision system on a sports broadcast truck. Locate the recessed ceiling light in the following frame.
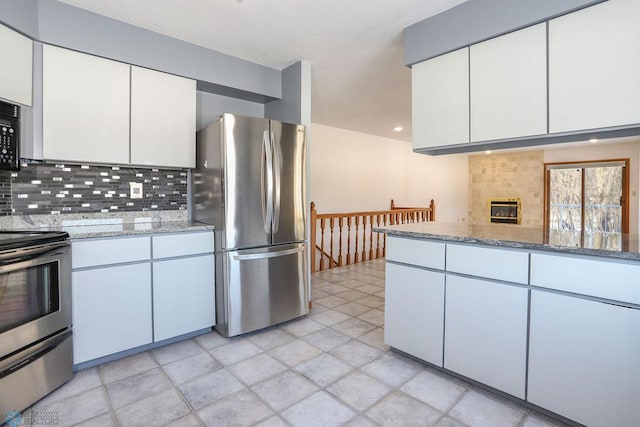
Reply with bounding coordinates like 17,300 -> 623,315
485,150 -> 492,155
589,138 -> 598,143
393,126 -> 403,132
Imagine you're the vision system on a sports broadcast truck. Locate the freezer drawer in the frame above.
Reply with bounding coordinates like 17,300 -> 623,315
216,243 -> 308,337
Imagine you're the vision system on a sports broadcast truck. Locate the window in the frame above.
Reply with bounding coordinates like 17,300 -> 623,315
544,159 -> 629,249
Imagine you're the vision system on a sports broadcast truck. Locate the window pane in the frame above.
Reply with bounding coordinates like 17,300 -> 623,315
584,166 -> 622,233
549,168 -> 582,231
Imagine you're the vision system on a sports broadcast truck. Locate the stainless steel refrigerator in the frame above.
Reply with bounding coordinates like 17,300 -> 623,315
192,113 -> 308,337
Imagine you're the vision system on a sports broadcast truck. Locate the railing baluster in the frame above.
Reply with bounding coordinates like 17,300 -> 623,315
375,214 -> 381,258
346,216 -> 352,265
319,218 -> 326,271
354,216 -> 359,265
329,218 -> 335,269
368,214 -> 374,260
361,215 -> 367,262
338,217 -> 343,267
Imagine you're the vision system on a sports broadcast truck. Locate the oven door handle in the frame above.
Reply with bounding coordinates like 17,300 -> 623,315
0,241 -> 69,266
0,329 -> 72,378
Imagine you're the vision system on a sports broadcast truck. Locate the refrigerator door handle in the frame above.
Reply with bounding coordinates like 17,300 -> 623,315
233,246 -> 304,261
271,130 -> 281,233
262,130 -> 274,234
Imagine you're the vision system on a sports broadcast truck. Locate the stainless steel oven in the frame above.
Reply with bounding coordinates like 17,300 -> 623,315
0,231 -> 72,416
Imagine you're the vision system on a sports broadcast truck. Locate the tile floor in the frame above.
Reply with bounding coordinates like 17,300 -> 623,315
25,259 -> 570,427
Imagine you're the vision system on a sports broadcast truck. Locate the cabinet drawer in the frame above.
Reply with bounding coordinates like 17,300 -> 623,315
72,236 -> 151,268
152,231 -> 214,259
446,244 -> 529,284
530,253 -> 640,304
386,236 -> 445,270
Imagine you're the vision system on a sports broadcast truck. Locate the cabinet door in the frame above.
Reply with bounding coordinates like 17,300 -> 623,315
384,263 -> 444,366
444,275 -> 528,398
153,255 -> 215,342
470,24 -> 547,142
528,291 -> 640,427
130,66 -> 196,168
549,0 -> 640,133
412,48 -> 469,149
42,45 -> 130,164
72,263 -> 152,364
0,24 -> 32,106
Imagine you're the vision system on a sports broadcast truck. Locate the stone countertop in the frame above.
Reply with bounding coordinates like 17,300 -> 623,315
63,220 -> 214,239
5,220 -> 214,239
375,222 -> 640,261
0,211 -> 214,239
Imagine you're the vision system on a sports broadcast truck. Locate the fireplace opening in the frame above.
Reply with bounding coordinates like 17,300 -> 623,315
489,199 -> 521,224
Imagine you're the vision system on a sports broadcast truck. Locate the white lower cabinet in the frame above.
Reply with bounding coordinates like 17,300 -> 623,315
384,237 -> 640,425
444,275 -> 528,398
384,263 -> 444,366
153,255 -> 215,342
528,290 -> 640,427
72,264 -> 152,364
71,230 -> 215,365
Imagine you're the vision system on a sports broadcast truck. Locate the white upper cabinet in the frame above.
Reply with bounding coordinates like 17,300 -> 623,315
42,45 -> 130,164
470,24 -> 547,142
130,66 -> 196,168
549,0 -> 640,133
41,45 -> 196,167
412,47 -> 469,149
0,24 -> 33,106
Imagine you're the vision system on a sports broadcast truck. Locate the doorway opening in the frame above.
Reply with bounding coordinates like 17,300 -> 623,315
544,159 -> 629,248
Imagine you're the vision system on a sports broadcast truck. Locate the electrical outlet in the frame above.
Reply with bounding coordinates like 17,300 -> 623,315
129,182 -> 143,199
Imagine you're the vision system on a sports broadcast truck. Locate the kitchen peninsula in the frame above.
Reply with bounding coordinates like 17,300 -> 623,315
376,222 -> 640,427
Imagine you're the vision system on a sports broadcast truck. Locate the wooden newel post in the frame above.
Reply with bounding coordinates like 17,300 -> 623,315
390,199 -> 396,209
310,201 -> 317,273
429,199 -> 436,221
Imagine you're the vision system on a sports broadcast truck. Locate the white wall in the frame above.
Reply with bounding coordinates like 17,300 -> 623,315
543,138 -> 640,235
310,123 -> 469,222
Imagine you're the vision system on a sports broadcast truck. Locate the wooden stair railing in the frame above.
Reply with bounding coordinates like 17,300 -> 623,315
310,199 -> 435,272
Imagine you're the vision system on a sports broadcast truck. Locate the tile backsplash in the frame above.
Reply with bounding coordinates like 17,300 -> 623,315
0,162 -> 188,216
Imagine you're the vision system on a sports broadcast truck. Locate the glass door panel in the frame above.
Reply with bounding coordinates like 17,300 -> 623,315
549,168 -> 582,231
584,166 -> 622,232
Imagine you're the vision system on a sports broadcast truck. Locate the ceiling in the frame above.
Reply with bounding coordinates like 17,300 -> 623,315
57,0 -> 468,142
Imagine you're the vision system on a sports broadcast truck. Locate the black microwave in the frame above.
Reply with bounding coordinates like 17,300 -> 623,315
0,99 -> 20,171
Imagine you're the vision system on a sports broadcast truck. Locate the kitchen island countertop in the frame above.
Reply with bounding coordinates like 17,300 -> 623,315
375,222 -> 640,261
